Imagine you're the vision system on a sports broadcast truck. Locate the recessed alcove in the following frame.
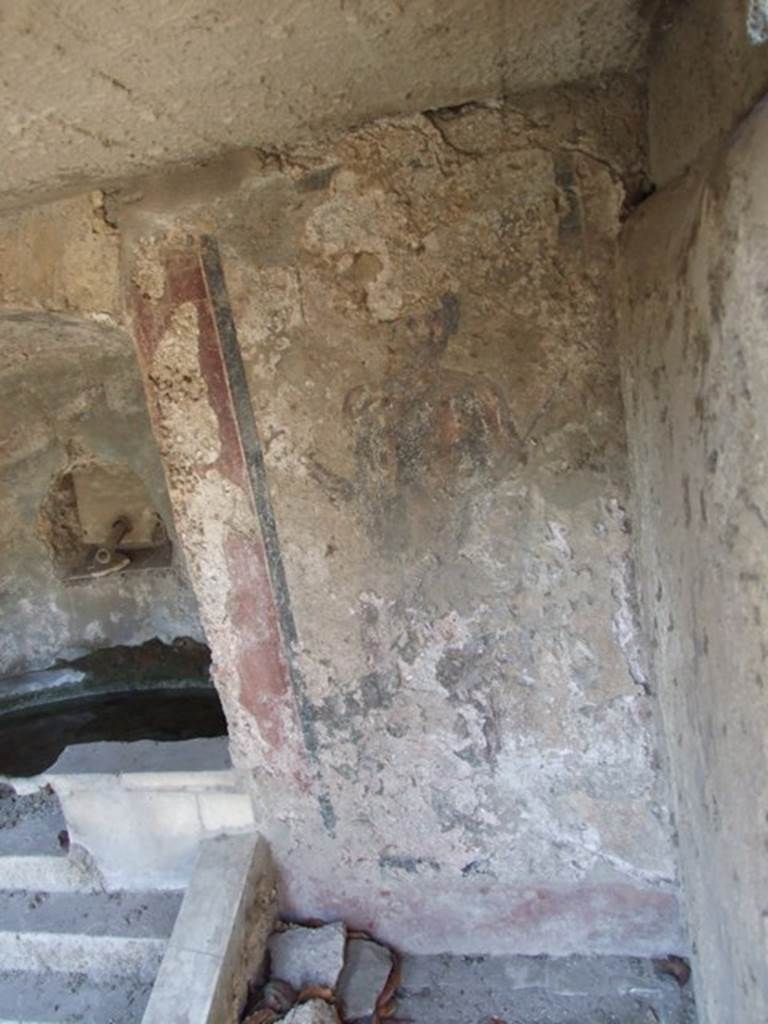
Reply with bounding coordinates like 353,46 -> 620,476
0,312 -> 226,777
39,461 -> 172,582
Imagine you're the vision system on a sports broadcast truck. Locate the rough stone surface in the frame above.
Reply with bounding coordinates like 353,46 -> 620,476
336,939 -> 393,1021
750,0 -> 768,43
0,1 -> 650,209
647,0 -> 768,186
0,312 -> 203,676
283,998 -> 341,1024
268,922 -> 346,990
0,192 -> 121,316
120,80 -> 681,956
619,97 -> 768,1024
0,786 -> 66,857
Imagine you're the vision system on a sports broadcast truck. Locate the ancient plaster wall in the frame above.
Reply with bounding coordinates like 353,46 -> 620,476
121,79 -> 683,954
0,311 -> 204,676
647,0 -> 768,186
619,100 -> 768,1023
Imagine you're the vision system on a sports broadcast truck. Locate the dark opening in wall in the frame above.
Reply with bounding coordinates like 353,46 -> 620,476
0,637 -> 226,776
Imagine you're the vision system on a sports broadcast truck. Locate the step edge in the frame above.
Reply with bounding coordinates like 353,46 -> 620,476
4,769 -> 241,796
0,933 -> 166,978
0,1018 -> 60,1024
0,930 -> 168,947
0,930 -> 168,976
0,856 -> 102,893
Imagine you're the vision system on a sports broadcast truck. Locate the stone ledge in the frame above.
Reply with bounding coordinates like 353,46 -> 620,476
142,833 -> 276,1024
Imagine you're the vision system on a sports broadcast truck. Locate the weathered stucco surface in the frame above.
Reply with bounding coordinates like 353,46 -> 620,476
0,311 -> 203,676
0,0 -> 650,210
121,80 -> 682,955
648,0 -> 768,187
619,100 -> 768,1023
0,191 -> 121,317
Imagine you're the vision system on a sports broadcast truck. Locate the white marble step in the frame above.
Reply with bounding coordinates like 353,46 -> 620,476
4,768 -> 253,891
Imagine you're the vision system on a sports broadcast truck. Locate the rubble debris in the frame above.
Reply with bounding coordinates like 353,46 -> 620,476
653,955 -> 691,987
283,999 -> 341,1024
247,921 -> 398,1024
269,921 -> 346,990
264,980 -> 299,1013
336,938 -> 394,1022
374,951 -> 401,1021
298,986 -> 335,1003
242,978 -> 297,1022
244,1011 -> 279,1024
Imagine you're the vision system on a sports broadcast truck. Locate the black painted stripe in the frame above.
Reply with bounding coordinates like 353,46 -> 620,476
199,235 -> 336,835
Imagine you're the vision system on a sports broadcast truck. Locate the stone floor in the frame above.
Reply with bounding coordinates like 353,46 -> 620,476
395,953 -> 697,1024
255,920 -> 697,1024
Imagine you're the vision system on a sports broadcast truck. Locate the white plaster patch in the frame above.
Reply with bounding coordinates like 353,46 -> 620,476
546,519 -> 573,559
152,302 -> 221,466
748,0 -> 768,43
610,557 -> 648,691
235,265 -> 304,373
303,190 -> 405,321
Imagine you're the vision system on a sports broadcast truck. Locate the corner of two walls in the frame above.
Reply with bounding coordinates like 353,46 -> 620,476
617,1 -> 768,1019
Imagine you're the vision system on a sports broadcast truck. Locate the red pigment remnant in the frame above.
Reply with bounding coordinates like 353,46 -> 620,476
280,877 -> 683,957
224,526 -> 292,749
127,236 -> 303,769
132,243 -> 247,491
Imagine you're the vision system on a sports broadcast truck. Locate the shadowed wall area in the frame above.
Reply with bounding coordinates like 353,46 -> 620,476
0,312 -> 203,677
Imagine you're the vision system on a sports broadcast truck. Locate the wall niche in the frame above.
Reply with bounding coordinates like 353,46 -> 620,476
39,460 -> 172,582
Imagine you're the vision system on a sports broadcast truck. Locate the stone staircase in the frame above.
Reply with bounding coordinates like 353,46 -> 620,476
0,738 -> 265,1024
0,785 -> 179,1023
